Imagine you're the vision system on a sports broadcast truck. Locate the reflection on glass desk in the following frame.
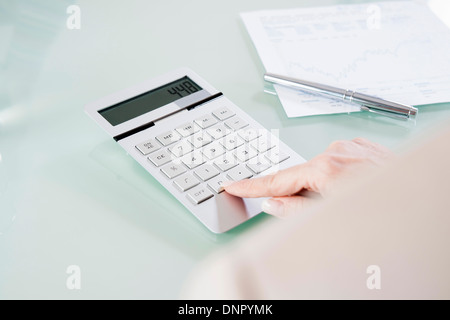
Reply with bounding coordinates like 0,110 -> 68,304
1,0 -> 450,299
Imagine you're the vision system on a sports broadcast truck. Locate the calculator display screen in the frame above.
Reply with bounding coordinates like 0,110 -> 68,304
99,76 -> 202,126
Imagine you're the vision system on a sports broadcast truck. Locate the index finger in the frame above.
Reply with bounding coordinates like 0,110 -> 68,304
224,163 -> 311,198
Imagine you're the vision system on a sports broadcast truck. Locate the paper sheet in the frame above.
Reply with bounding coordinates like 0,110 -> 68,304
241,1 -> 450,117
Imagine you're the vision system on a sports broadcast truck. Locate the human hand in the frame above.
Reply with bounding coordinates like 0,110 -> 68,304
224,138 -> 394,218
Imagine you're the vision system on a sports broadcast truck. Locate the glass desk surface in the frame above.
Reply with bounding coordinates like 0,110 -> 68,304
1,0 -> 450,299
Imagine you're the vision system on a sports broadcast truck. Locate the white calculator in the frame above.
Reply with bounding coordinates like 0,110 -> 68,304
85,68 -> 306,233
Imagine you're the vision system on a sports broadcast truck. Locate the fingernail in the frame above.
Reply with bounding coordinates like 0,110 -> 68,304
261,199 -> 284,216
221,180 -> 234,188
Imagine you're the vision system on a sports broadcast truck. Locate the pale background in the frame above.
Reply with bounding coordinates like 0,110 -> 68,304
1,0 -> 449,299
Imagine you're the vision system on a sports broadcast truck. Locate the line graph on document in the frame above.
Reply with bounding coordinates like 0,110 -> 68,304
242,1 -> 450,115
271,33 -> 450,105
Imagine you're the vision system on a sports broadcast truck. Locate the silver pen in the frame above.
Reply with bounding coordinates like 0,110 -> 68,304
264,73 -> 418,120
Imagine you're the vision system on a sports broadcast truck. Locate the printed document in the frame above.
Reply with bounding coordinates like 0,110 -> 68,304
241,1 -> 450,117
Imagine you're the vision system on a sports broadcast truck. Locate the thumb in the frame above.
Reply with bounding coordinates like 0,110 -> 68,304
261,196 -> 315,218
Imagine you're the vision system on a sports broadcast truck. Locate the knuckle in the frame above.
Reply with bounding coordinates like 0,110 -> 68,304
352,137 -> 369,144
315,154 -> 339,175
328,140 -> 348,151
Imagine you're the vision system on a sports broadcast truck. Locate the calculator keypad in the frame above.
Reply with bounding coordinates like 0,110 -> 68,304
136,106 -> 291,205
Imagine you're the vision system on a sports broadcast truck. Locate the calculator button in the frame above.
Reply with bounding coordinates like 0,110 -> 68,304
135,138 -> 161,155
202,141 -> 225,160
168,140 -> 193,157
173,174 -> 200,192
194,164 -> 220,181
234,145 -> 258,162
156,130 -> 181,146
224,116 -> 249,131
148,150 -> 172,167
265,149 -> 290,164
250,136 -> 277,153
227,164 -> 253,181
194,114 -> 218,129
238,128 -> 263,142
188,131 -> 213,148
219,132 -> 244,150
206,123 -> 230,140
176,122 -> 200,137
180,150 -> 206,169
187,185 -> 214,205
161,163 -> 187,179
246,156 -> 272,174
207,175 -> 231,194
213,154 -> 238,171
212,107 -> 235,121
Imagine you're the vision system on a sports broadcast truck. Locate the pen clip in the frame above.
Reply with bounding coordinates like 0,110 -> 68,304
360,105 -> 410,121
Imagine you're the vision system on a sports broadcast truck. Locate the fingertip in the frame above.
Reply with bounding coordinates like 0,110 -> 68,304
223,179 -> 244,195
221,180 -> 234,188
224,178 -> 263,197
